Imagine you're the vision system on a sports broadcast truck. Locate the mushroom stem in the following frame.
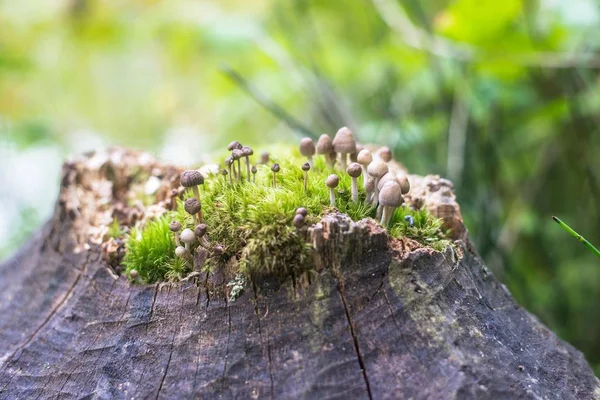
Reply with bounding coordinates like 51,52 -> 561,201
245,156 -> 250,182
339,153 -> 347,170
351,177 -> 358,202
376,203 -> 384,220
304,171 -> 308,193
372,178 -> 380,205
307,155 -> 313,168
237,159 -> 242,182
227,164 -> 233,184
192,186 -> 200,200
381,206 -> 396,227
329,187 -> 335,206
273,171 -> 277,188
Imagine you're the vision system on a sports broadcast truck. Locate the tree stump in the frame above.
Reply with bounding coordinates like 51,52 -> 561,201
0,148 -> 598,399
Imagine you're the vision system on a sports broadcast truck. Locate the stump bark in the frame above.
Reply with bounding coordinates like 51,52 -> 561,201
0,148 -> 598,399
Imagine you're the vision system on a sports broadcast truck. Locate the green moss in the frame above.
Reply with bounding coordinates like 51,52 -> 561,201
122,145 -> 451,283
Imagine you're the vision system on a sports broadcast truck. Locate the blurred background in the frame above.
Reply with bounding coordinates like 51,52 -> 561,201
1,0 -> 600,373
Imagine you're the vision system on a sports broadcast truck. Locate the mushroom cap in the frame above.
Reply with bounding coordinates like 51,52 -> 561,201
293,214 -> 305,228
221,169 -> 228,176
326,174 -> 339,188
213,244 -> 224,254
295,207 -> 308,216
194,223 -> 207,238
180,170 -> 204,187
224,156 -> 233,166
397,173 -> 410,194
180,229 -> 196,244
129,269 -> 139,279
175,246 -> 189,258
231,149 -> 243,160
227,140 -> 242,151
377,172 -> 398,190
271,163 -> 280,173
357,149 -> 372,166
378,181 -> 403,207
251,165 -> 257,174
299,138 -> 316,157
242,146 -> 254,156
378,146 -> 392,162
346,162 -> 362,178
316,134 -> 333,155
184,198 -> 201,215
365,177 -> 375,192
169,220 -> 182,232
367,160 -> 389,179
260,151 -> 270,163
301,162 -> 311,172
332,127 -> 357,154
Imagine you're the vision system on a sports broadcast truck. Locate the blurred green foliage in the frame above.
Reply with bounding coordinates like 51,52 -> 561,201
2,0 -> 600,374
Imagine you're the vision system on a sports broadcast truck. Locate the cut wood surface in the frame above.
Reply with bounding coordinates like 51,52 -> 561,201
0,148 -> 598,399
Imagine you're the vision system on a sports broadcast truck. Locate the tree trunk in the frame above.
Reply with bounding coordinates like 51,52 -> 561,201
0,148 -> 598,399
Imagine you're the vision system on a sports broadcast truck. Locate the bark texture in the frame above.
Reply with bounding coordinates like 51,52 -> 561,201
0,148 -> 598,399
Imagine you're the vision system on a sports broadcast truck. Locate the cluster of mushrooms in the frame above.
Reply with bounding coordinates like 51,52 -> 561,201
167,128 -> 411,264
298,127 -> 410,227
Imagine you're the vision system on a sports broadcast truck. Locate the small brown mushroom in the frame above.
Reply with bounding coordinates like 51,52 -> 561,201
180,170 -> 204,200
227,140 -> 242,151
194,223 -> 209,247
293,214 -> 305,229
271,163 -> 280,188
397,173 -> 410,194
357,149 -> 373,181
332,127 -> 357,170
365,177 -> 375,203
184,197 -> 202,224
350,143 -> 363,162
326,174 -> 339,207
378,181 -> 403,227
242,146 -> 253,181
231,149 -> 243,182
346,162 -> 362,203
224,156 -> 234,183
260,151 -> 270,164
316,134 -> 334,166
295,207 -> 308,216
221,168 -> 229,184
301,162 -> 311,193
169,220 -> 182,246
367,160 -> 389,206
377,146 -> 392,162
251,165 -> 257,183
299,138 -> 316,167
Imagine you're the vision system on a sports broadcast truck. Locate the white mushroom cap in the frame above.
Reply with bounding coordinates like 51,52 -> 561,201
332,127 -> 356,154
316,134 -> 333,155
367,160 -> 389,179
175,246 -> 189,258
299,138 -> 316,157
379,181 -> 403,207
357,149 -> 372,166
180,228 -> 196,244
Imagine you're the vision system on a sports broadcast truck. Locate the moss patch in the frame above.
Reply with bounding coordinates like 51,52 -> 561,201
123,145 -> 451,283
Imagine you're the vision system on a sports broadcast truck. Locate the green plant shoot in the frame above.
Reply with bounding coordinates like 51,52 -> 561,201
552,216 -> 600,259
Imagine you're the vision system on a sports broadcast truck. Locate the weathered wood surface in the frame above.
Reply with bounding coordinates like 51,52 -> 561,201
0,149 -> 598,399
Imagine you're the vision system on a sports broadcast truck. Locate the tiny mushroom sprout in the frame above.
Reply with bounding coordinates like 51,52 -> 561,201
364,176 -> 375,204
129,269 -> 141,282
326,174 -> 340,207
175,246 -> 189,259
332,126 -> 357,170
224,156 -> 234,183
180,228 -> 196,252
357,149 -> 372,179
346,162 -> 362,203
184,197 -> 203,224
293,213 -> 305,229
367,160 -> 389,206
227,140 -> 242,151
398,173 -> 410,195
299,137 -> 316,167
316,134 -> 334,166
231,149 -> 243,182
301,162 -> 311,193
271,163 -> 280,188
378,146 -> 393,162
260,151 -> 270,164
251,165 -> 257,183
194,223 -> 209,246
378,180 -> 403,227
296,207 -> 308,217
169,220 -> 182,246
180,170 -> 204,200
241,146 -> 254,181
221,168 -> 229,183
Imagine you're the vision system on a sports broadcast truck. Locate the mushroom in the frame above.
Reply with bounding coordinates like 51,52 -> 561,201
350,143 -> 363,163
397,173 -> 410,194
299,138 -> 316,167
169,220 -> 182,246
326,174 -> 339,207
224,156 -> 234,183
271,163 -> 280,188
365,176 -> 375,204
129,269 -> 141,283
346,162 -> 362,203
367,160 -> 389,206
180,228 -> 196,252
378,181 -> 403,227
260,151 -> 270,164
242,146 -> 254,181
377,146 -> 392,162
296,207 -> 308,216
316,134 -> 334,166
180,170 -> 204,200
221,168 -> 229,184
293,214 -> 305,229
301,162 -> 311,193
194,223 -> 210,247
231,149 -> 243,182
357,149 -> 372,181
332,127 -> 357,170
184,197 -> 202,224
175,246 -> 189,259
251,165 -> 257,183
227,140 -> 242,151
